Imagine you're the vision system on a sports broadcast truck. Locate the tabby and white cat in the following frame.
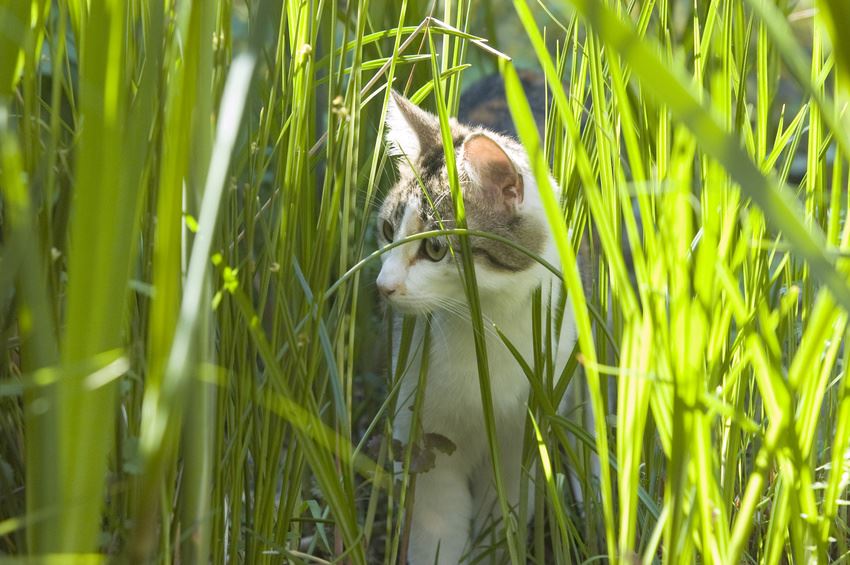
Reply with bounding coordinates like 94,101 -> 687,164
376,90 -> 583,565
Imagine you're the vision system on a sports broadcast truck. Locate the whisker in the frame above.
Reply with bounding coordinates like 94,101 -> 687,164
431,296 -> 501,341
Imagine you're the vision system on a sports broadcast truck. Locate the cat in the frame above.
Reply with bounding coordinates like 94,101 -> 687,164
376,80 -> 585,565
457,70 -> 549,139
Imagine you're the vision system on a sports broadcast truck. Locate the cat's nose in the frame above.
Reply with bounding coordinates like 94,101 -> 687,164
376,269 -> 404,297
377,279 -> 404,297
377,283 -> 396,297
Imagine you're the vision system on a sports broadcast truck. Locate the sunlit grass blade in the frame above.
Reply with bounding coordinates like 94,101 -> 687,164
616,316 -> 652,558
558,0 -> 850,312
499,58 -> 617,560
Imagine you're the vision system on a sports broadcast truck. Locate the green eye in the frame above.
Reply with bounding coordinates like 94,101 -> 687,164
381,219 -> 395,242
423,237 -> 448,261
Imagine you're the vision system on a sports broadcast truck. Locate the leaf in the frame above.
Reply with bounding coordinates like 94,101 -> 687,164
409,444 -> 437,474
423,433 -> 456,456
366,434 -> 401,460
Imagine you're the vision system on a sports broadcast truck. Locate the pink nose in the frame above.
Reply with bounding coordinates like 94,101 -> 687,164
377,281 -> 398,297
376,270 -> 405,297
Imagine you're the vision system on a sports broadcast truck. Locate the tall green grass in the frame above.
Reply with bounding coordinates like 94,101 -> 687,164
1,0 -> 849,563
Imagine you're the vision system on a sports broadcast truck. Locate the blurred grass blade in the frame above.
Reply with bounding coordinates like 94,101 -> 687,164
55,0 -> 138,552
179,1 -> 217,562
0,1 -> 28,95
1,104 -> 60,553
134,51 -> 256,560
820,0 -> 850,94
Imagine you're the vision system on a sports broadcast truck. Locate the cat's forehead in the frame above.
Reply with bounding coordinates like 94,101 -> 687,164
415,131 -> 466,180
381,130 -> 471,223
381,181 -> 446,230
382,168 -> 450,222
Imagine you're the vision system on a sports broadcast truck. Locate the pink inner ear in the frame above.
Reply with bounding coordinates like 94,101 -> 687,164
463,134 -> 524,211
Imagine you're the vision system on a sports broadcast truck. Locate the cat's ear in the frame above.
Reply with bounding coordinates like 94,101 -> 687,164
462,133 -> 524,212
385,91 -> 436,162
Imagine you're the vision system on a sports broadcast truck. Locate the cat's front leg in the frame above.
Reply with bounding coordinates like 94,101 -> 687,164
407,453 -> 473,565
469,421 -> 528,563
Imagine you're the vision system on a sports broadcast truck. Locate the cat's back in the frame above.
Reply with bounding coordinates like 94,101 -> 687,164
458,70 -> 548,138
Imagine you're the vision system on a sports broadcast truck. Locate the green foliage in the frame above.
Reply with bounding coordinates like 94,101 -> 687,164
0,0 -> 849,563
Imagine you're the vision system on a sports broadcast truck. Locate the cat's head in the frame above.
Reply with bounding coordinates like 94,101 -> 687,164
376,92 -> 549,315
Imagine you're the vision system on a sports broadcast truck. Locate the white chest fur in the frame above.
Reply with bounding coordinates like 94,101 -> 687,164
393,286 -> 577,565
417,309 -> 533,440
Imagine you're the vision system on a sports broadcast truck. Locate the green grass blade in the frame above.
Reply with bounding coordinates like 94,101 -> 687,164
55,0 -> 139,551
426,25 -> 521,563
134,50 -> 256,560
0,105 -> 60,554
499,58 -> 617,560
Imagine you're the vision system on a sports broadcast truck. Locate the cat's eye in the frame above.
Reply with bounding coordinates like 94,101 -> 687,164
423,237 -> 448,261
381,219 -> 395,242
